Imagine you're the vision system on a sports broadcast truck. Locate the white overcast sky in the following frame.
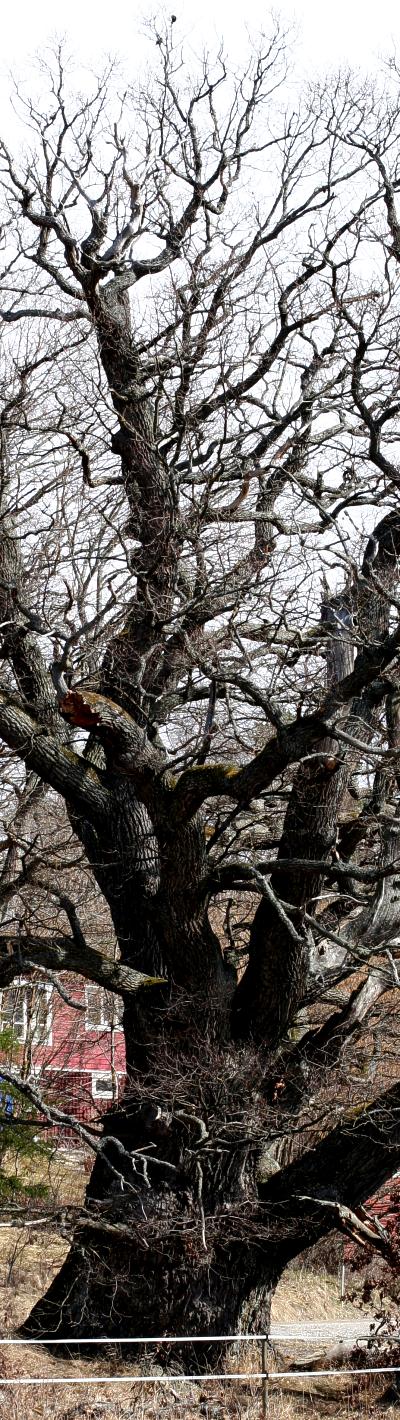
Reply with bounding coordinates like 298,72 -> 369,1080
0,0 -> 398,90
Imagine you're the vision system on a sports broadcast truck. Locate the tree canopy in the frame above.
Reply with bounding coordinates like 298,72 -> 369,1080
0,24 -> 399,1352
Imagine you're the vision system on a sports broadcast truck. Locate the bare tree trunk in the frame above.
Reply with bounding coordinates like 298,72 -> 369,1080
22,1000 -> 276,1363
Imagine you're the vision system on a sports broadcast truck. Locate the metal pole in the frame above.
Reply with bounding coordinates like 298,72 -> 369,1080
338,1242 -> 346,1302
261,1337 -> 268,1420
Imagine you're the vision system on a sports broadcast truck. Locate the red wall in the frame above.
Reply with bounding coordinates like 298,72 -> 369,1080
34,980 -> 126,1074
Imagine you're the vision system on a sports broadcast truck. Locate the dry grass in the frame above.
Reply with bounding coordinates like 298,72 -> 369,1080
0,1374 -> 397,1420
0,1334 -> 396,1420
3,1145 -> 88,1208
0,1147 -> 86,1333
272,1265 -> 361,1323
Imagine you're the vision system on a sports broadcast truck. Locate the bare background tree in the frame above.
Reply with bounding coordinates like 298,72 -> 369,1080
0,20 -> 399,1363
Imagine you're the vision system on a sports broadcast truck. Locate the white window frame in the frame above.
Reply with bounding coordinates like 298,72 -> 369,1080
91,1071 -> 115,1100
85,985 -> 123,1033
0,980 -> 53,1046
29,983 -> 53,1046
0,983 -> 26,1042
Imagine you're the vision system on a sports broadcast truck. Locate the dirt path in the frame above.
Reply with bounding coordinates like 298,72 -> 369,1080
270,1318 -> 378,1343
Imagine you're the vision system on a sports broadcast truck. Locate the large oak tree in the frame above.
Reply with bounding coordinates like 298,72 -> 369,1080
0,24 -> 400,1363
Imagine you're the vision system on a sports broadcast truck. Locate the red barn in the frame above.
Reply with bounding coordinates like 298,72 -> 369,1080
0,976 -> 126,1140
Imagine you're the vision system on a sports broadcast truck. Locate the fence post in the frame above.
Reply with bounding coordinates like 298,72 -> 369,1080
261,1337 -> 268,1420
338,1242 -> 346,1302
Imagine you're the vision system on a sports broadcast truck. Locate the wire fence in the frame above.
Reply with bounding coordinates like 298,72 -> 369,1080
0,1328 -> 398,1418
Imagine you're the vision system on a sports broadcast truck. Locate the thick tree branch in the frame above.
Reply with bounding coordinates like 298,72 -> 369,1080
168,620 -> 400,824
0,933 -> 163,996
259,1078 -> 400,1255
0,693 -> 109,818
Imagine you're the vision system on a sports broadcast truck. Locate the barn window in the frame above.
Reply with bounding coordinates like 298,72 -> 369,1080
92,1072 -> 114,1100
85,986 -> 122,1031
0,982 -> 52,1045
30,986 -> 52,1044
0,986 -> 26,1042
